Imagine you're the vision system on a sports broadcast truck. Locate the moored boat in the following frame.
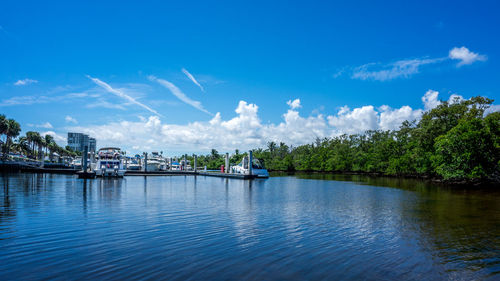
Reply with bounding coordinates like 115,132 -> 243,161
95,147 -> 126,177
231,157 -> 269,178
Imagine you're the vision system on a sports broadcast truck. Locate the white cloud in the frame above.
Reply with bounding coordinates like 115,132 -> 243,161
14,78 -> 38,86
422,89 -> 440,110
39,122 -> 53,129
86,100 -> 127,110
345,46 -> 487,81
449,46 -> 487,66
0,92 -> 89,107
351,58 -> 444,81
41,131 -> 66,144
328,105 -> 379,134
27,122 -> 54,129
287,99 -> 301,109
87,75 -> 162,116
67,90 -> 496,154
65,116 -> 78,124
485,104 -> 500,116
379,105 -> 422,130
182,68 -> 205,92
148,75 -> 212,115
447,94 -> 464,104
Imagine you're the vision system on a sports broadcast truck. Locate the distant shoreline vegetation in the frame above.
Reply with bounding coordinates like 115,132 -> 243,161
188,97 -> 499,185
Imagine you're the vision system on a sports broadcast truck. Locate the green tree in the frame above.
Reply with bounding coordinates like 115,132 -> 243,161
2,119 -> 21,159
433,116 -> 499,181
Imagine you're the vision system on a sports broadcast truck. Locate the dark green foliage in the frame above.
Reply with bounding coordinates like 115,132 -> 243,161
433,113 -> 499,180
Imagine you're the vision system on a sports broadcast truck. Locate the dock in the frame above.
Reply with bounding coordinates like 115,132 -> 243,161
124,170 -> 261,179
0,161 -> 77,174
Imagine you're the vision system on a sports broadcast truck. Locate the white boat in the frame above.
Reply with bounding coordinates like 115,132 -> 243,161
145,152 -> 168,171
127,161 -> 142,171
146,159 -> 162,171
170,161 -> 181,171
231,157 -> 269,178
71,158 -> 82,169
95,147 -> 126,177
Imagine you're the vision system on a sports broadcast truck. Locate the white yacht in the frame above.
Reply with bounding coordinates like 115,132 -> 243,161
145,152 -> 168,171
126,159 -> 142,171
95,147 -> 126,177
231,157 -> 269,178
146,159 -> 162,171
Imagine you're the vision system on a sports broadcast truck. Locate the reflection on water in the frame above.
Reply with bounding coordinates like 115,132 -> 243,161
0,172 -> 499,280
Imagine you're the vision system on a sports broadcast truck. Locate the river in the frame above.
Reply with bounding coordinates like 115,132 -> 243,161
0,173 -> 499,280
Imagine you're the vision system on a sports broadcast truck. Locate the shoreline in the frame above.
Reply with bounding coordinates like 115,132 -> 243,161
1,162 -> 498,187
268,170 -> 500,188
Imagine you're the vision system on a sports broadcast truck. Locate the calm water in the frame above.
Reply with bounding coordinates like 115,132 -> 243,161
0,173 -> 499,280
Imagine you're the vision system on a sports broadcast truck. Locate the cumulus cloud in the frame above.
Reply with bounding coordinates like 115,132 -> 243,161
67,91 -> 496,154
379,105 -> 423,130
449,46 -> 487,66
182,68 -> 205,92
68,100 -> 331,153
485,104 -> 500,116
422,90 -> 440,110
14,78 -> 38,86
65,116 -> 78,124
68,93 -> 433,153
87,75 -> 161,116
287,99 -> 301,109
148,75 -> 212,115
328,105 -> 379,134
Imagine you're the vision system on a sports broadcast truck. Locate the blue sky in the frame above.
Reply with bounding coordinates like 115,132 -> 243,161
0,0 -> 499,154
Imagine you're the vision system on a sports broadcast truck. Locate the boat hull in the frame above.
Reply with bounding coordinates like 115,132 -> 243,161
95,168 -> 126,177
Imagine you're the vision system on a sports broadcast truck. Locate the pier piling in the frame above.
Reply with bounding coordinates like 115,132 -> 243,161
248,150 -> 253,176
194,155 -> 197,172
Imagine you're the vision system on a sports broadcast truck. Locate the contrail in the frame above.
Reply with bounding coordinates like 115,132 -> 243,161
182,68 -> 205,92
87,75 -> 162,116
149,75 -> 212,115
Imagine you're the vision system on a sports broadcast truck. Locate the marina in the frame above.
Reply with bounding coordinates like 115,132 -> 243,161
0,149 -> 269,180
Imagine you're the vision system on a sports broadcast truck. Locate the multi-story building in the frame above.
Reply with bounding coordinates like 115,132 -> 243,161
67,132 -> 96,153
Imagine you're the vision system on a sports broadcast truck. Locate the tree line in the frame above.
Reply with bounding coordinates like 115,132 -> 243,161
189,97 -> 499,183
0,115 -> 80,161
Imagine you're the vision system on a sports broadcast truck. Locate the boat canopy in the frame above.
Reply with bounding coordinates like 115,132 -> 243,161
238,158 -> 265,169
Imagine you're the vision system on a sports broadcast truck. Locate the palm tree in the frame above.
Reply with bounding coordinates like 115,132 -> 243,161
14,136 -> 30,156
0,115 -> 7,140
26,131 -> 36,159
44,134 -> 54,161
48,141 -> 59,162
38,136 -> 46,161
210,149 -> 219,160
26,131 -> 43,160
267,141 -> 277,155
2,119 -> 21,159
